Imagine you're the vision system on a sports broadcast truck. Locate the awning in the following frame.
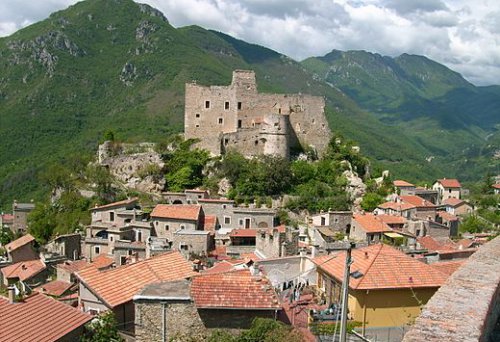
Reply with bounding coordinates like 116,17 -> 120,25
384,232 -> 404,238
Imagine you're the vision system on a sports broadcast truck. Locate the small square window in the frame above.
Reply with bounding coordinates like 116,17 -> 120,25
225,101 -> 230,110
224,216 -> 231,224
195,113 -> 200,118
222,204 -> 227,209
94,246 -> 100,255
218,118 -> 223,124
195,124 -> 200,128
205,100 -> 210,109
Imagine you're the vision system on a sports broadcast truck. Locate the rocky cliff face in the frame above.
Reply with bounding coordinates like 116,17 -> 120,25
342,163 -> 367,212
98,141 -> 165,194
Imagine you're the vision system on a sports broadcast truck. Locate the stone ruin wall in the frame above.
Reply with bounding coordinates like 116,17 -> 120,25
184,70 -> 331,158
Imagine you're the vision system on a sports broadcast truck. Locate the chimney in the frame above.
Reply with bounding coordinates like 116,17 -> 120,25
8,287 -> 15,303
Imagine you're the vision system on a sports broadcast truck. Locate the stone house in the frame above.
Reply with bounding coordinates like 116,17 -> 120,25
441,198 -> 473,216
349,213 -> 393,244
0,213 -> 14,231
398,195 -> 437,220
44,233 -> 81,260
75,251 -> 196,332
1,259 -> 49,291
0,291 -> 92,342
162,189 -> 210,204
393,180 -> 416,195
184,70 -> 331,159
56,259 -> 90,283
375,201 -> 417,219
310,210 -> 352,235
255,225 -> 299,259
4,234 -> 38,263
227,229 -> 257,256
11,201 -> 35,235
432,178 -> 461,204
314,244 -> 447,340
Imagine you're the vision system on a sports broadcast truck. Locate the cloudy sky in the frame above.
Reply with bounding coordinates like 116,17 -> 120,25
1,0 -> 499,86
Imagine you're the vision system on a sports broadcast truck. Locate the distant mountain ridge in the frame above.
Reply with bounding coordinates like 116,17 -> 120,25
0,0 -> 498,206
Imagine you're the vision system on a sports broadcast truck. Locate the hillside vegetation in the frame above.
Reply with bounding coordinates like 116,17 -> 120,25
0,0 -> 498,208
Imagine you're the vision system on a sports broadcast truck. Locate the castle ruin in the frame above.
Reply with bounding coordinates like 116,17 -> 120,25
184,70 -> 331,159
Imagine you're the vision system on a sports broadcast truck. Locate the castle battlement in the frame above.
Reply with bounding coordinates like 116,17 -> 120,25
184,70 -> 331,159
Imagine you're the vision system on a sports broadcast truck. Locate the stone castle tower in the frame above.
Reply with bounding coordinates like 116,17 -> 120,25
184,70 -> 331,159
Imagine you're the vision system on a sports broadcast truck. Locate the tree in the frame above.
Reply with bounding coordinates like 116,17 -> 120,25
103,130 -> 115,142
360,192 -> 385,212
80,311 -> 123,342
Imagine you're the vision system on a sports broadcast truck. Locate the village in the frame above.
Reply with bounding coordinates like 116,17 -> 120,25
0,71 -> 499,342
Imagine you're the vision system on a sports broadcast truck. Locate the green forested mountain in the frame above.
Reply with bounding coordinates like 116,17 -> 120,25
0,0 -> 497,208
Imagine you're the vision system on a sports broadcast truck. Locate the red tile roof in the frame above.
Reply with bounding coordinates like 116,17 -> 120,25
1,260 -> 46,281
151,204 -> 201,221
91,198 -> 138,211
5,234 -> 35,253
493,184 -> 500,189
90,254 -> 115,270
240,252 -> 261,261
0,292 -> 92,342
34,280 -> 74,297
400,195 -> 436,208
378,201 -> 416,211
76,251 -> 196,308
230,228 -> 257,237
204,215 -> 217,232
313,244 -> 447,290
202,260 -> 237,274
1,214 -> 14,222
437,211 -> 459,222
417,236 -> 456,252
441,198 -> 465,207
430,260 -> 465,277
376,214 -> 406,225
191,269 -> 280,309
394,180 -> 415,187
436,178 -> 461,188
353,214 -> 392,233
57,260 -> 90,274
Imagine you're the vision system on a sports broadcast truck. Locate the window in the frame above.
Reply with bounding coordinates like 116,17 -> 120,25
88,308 -> 100,315
239,219 -> 244,226
180,225 -> 185,230
94,246 -> 100,255
237,102 -> 242,110
195,113 -> 200,118
137,231 -> 142,242
224,216 -> 231,225
224,138 -> 229,146
128,249 -> 133,256
165,224 -> 169,231
120,256 -> 127,265
255,140 -> 258,145
222,204 -> 227,209
180,243 -> 188,250
109,212 -> 114,221
238,120 -> 242,128
245,218 -> 251,229
321,217 -> 326,226
218,118 -> 223,124
109,236 -> 113,242
449,189 -> 452,193
225,101 -> 230,110
205,100 -> 210,109
195,124 -> 200,128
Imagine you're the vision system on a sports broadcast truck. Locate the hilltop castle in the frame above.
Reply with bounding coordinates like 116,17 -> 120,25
184,70 -> 331,159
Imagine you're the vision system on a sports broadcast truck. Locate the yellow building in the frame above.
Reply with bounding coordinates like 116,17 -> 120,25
314,244 -> 448,333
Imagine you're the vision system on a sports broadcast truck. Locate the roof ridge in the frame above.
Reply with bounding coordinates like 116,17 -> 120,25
355,244 -> 384,289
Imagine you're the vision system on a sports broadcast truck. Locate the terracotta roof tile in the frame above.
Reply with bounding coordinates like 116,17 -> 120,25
0,292 -> 91,342
441,198 -> 465,207
151,204 -> 201,221
437,211 -> 459,222
493,184 -> 500,190
91,198 -> 138,211
75,251 -> 196,308
1,214 -> 14,222
90,254 -> 115,270
1,260 -> 46,281
353,214 -> 392,233
34,280 -> 74,297
437,178 -> 461,188
313,244 -> 447,290
5,234 -> 35,252
375,214 -> 406,225
57,260 -> 90,274
430,260 -> 465,277
417,236 -> 456,252
230,229 -> 257,237
394,180 -> 415,187
191,269 -> 280,309
204,215 -> 217,232
400,195 -> 436,208
378,201 -> 416,211
202,260 -> 238,274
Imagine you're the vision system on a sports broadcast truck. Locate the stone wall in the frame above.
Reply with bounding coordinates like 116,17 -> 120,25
184,70 -> 331,158
135,301 -> 206,342
402,236 -> 500,342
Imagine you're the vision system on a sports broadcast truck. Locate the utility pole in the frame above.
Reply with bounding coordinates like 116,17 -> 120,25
339,242 -> 355,342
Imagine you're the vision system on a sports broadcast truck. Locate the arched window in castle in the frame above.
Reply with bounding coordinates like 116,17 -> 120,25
205,100 -> 210,109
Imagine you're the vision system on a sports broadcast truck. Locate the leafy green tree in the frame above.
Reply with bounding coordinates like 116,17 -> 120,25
460,214 -> 485,234
80,311 -> 124,342
28,202 -> 57,244
0,228 -> 14,246
103,130 -> 116,142
360,192 -> 385,212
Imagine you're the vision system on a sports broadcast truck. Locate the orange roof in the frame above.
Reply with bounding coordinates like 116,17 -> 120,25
456,238 -> 475,249
5,234 -> 35,252
441,198 -> 465,207
1,214 -> 14,222
400,195 -> 436,208
151,204 -> 201,221
0,292 -> 92,342
493,184 -> 500,189
204,215 -> 217,232
394,180 -> 415,187
57,260 -> 90,274
376,214 -> 406,225
436,178 -> 461,188
91,198 -> 138,211
417,236 -> 456,252
1,260 -> 46,281
230,229 -> 257,237
202,260 -> 237,274
240,252 -> 261,261
437,211 -> 459,222
191,269 -> 280,309
430,260 -> 465,277
378,201 -> 416,211
353,214 -> 392,233
90,254 -> 115,270
76,251 -> 196,308
34,280 -> 73,297
313,244 -> 447,290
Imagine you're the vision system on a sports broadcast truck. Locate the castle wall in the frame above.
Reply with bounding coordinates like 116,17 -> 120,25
184,70 -> 331,158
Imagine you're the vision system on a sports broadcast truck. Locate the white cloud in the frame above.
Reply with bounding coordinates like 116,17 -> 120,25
0,0 -> 499,85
